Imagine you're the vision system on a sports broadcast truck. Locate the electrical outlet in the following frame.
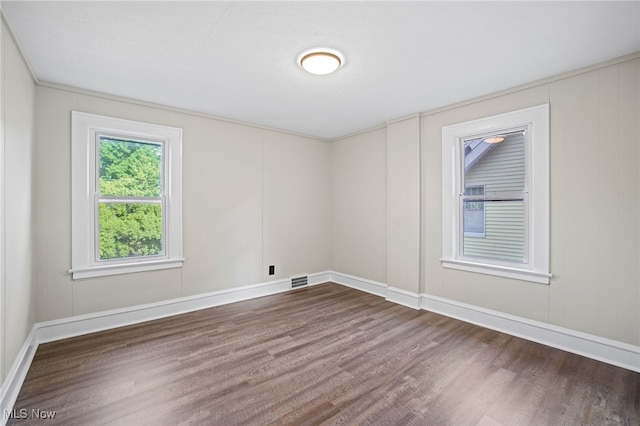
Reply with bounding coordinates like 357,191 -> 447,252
269,265 -> 275,275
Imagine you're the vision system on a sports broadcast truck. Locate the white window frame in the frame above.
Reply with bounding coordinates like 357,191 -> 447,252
441,104 -> 550,284
71,111 -> 183,280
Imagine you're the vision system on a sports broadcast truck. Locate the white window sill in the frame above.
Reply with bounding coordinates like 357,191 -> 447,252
441,258 -> 551,284
70,258 -> 184,280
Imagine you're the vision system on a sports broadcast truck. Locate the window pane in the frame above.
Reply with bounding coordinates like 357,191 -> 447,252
98,136 -> 162,197
462,200 -> 525,262
463,130 -> 525,194
99,203 -> 163,260
462,130 -> 526,262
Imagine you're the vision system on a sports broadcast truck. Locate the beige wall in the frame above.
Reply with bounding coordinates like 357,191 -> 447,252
422,58 -> 639,346
333,56 -> 639,347
331,128 -> 387,283
422,84 -> 553,321
263,130 -> 332,281
1,20 -> 37,383
387,116 -> 421,293
3,11 -> 638,385
35,86 -> 332,322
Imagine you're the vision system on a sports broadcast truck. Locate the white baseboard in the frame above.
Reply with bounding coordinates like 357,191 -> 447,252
420,293 -> 640,373
0,277 -> 293,424
328,271 -> 387,297
1,270 -> 638,424
0,326 -> 38,425
386,286 -> 421,309
36,278 -> 291,344
308,271 -> 332,286
329,271 -> 639,372
327,272 -> 420,310
30,273 -> 336,346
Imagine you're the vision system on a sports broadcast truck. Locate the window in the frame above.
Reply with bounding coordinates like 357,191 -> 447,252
463,185 -> 485,237
71,112 -> 183,279
441,104 -> 550,284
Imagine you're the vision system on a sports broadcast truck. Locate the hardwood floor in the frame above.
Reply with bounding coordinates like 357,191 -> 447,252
8,283 -> 640,425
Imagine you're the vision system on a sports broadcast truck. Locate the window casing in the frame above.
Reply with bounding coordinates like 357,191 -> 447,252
71,112 -> 183,280
441,104 -> 550,284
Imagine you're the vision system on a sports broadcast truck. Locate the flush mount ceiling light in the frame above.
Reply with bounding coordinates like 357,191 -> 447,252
298,49 -> 344,75
483,135 -> 505,144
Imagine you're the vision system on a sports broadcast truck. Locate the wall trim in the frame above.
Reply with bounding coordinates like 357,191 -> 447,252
328,271 -> 387,298
0,11 -> 39,85
385,112 -> 421,126
1,270 -> 638,423
386,286 -> 421,310
308,271 -> 332,286
0,277 -> 295,424
37,80 -> 330,143
0,326 -> 37,425
420,52 -> 639,120
322,271 -> 640,373
420,293 -> 640,373
35,278 -> 291,344
329,124 -> 387,143
330,52 -> 640,143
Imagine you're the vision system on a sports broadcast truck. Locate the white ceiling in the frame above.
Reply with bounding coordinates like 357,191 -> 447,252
3,1 -> 639,139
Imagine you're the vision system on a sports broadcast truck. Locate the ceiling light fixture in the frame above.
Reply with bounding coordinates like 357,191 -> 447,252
483,136 -> 505,144
299,49 -> 343,75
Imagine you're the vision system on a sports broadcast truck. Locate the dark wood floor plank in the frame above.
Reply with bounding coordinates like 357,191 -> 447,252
8,283 -> 640,425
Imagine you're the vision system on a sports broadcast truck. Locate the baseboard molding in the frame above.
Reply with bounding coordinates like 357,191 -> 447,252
0,273 -> 338,420
420,293 -> 640,373
308,271 -> 332,286
1,277 -> 295,424
386,286 -> 421,309
0,326 -> 38,425
327,272 -> 418,309
1,270 -> 638,424
36,278 -> 292,344
328,271 -> 387,297
329,271 -> 639,372
33,272 -> 331,346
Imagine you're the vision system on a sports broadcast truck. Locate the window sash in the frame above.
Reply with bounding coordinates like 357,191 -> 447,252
95,132 -> 165,197
92,132 -> 169,265
440,104 -> 550,284
71,111 -> 183,280
94,196 -> 167,263
457,128 -> 529,264
458,193 -> 529,265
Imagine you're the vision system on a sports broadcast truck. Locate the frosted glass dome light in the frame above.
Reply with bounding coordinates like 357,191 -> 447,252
299,50 -> 343,75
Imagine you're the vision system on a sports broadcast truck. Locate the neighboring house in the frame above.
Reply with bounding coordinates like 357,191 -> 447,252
463,131 -> 526,263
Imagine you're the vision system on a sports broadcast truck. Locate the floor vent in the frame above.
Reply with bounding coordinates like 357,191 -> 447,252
290,275 -> 308,289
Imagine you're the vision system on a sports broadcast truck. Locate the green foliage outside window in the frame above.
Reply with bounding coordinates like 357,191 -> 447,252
98,137 -> 163,260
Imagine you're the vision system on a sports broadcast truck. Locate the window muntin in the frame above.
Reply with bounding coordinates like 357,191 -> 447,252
441,104 -> 550,284
71,112 -> 183,280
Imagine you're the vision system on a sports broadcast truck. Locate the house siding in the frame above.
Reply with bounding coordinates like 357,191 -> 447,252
463,132 -> 526,262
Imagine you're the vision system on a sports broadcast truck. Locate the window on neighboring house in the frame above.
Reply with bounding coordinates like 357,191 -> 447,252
463,184 -> 485,237
441,104 -> 550,284
71,112 -> 183,280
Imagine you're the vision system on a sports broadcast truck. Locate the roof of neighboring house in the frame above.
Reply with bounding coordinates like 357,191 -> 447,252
464,138 -> 497,172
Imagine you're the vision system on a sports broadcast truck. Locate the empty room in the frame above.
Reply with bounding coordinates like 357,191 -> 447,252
0,1 -> 639,425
